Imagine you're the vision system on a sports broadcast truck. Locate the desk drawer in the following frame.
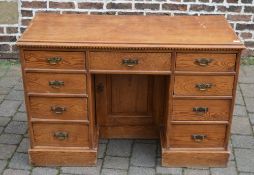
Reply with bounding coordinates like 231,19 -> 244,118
174,76 -> 234,96
170,124 -> 226,148
24,51 -> 85,70
26,73 -> 86,94
89,52 -> 171,72
176,53 -> 236,72
172,99 -> 231,121
33,123 -> 89,147
30,97 -> 88,120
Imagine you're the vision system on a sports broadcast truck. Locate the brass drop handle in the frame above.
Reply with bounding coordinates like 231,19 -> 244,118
47,57 -> 62,65
192,134 -> 207,143
195,58 -> 213,66
193,107 -> 208,115
51,106 -> 66,114
195,83 -> 213,91
49,80 -> 64,89
122,59 -> 139,67
54,131 -> 68,140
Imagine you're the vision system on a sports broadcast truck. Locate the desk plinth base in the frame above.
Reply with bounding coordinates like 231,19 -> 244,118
29,148 -> 97,166
161,149 -> 229,167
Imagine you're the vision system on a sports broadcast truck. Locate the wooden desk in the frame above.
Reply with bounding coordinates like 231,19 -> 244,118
17,14 -> 245,167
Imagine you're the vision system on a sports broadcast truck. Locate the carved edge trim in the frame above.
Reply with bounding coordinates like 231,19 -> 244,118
16,42 -> 245,51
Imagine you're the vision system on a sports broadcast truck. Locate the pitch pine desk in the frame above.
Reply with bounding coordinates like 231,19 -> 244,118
17,14 -> 245,167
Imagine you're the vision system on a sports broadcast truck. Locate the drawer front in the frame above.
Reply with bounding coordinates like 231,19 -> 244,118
26,73 -> 86,94
176,53 -> 236,72
172,99 -> 231,121
24,51 -> 85,69
89,52 -> 171,71
33,123 -> 89,147
174,76 -> 234,96
30,97 -> 88,120
170,124 -> 226,148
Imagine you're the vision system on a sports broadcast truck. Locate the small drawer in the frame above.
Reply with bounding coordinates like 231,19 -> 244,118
174,76 -> 234,96
89,52 -> 171,72
172,99 -> 231,121
33,123 -> 89,147
176,53 -> 236,72
26,72 -> 86,94
29,97 -> 88,120
23,51 -> 85,70
170,124 -> 226,148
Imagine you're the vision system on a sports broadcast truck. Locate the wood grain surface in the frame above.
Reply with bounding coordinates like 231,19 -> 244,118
29,96 -> 88,120
162,150 -> 229,167
26,72 -> 86,94
90,52 -> 171,71
29,148 -> 97,166
169,124 -> 226,148
172,99 -> 231,121
32,123 -> 89,147
17,14 -> 244,49
24,51 -> 85,70
174,75 -> 234,96
176,53 -> 236,72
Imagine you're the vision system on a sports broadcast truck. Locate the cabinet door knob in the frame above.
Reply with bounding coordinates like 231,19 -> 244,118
193,107 -> 208,115
192,134 -> 207,143
195,83 -> 213,91
51,106 -> 66,114
195,58 -> 213,66
49,80 -> 64,88
122,59 -> 139,67
54,131 -> 68,140
47,57 -> 62,65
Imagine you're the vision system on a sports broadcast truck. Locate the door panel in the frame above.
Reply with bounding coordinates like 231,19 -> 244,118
110,75 -> 151,115
95,74 -> 167,139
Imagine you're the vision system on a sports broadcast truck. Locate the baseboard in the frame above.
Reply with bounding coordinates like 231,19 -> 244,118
29,148 -> 97,166
161,149 -> 229,167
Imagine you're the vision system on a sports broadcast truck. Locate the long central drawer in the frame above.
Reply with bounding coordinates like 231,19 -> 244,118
89,52 -> 171,71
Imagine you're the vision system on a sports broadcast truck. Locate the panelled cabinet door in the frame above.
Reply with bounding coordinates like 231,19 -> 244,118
95,74 -> 166,139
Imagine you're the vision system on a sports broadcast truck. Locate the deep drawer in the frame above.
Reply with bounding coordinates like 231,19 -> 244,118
23,51 -> 85,70
25,72 -> 86,94
175,53 -> 236,72
29,97 -> 88,120
174,76 -> 234,96
33,123 -> 89,147
89,52 -> 171,72
170,124 -> 226,148
172,99 -> 231,121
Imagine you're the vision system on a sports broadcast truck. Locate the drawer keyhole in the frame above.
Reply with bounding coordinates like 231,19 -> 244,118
96,83 -> 104,92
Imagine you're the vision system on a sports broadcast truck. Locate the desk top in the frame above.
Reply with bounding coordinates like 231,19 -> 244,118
17,14 -> 245,50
